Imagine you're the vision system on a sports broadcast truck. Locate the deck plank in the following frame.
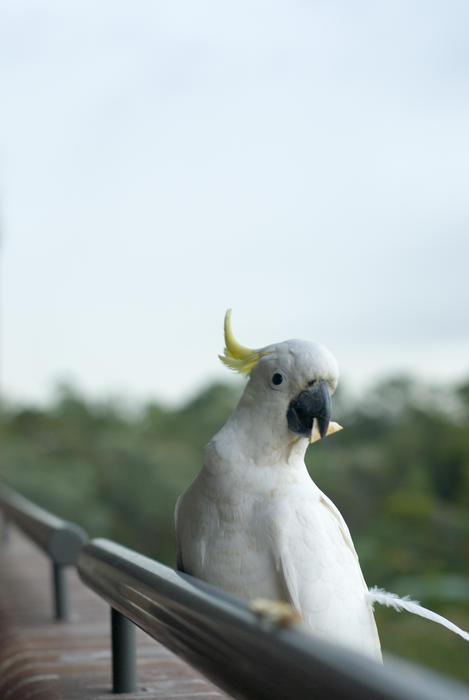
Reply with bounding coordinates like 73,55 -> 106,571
0,528 -> 231,700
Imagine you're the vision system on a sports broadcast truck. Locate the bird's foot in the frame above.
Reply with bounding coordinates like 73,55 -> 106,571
249,598 -> 302,628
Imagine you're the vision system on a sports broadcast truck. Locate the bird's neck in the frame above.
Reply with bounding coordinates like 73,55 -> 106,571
211,400 -> 309,471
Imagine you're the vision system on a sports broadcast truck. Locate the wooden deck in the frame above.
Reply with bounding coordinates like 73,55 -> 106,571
0,527 -> 231,699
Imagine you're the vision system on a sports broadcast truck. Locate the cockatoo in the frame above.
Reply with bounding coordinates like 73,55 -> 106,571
175,311 -> 469,661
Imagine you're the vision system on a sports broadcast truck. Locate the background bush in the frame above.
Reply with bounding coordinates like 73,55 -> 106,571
2,376 -> 469,681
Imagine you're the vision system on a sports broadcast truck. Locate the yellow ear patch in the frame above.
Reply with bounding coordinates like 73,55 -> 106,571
218,309 -> 266,374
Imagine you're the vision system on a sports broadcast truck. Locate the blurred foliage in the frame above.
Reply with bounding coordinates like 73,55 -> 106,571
2,375 -> 469,682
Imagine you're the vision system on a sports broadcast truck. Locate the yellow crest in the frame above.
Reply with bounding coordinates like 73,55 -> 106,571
218,310 -> 265,374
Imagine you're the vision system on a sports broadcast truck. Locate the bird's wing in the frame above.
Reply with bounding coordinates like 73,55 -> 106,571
275,489 -> 363,601
316,491 -> 361,565
273,489 -> 381,658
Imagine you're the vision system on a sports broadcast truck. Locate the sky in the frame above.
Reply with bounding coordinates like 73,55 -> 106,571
1,1 -> 469,406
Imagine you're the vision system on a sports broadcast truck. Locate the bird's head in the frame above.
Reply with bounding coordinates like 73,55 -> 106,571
219,311 -> 342,459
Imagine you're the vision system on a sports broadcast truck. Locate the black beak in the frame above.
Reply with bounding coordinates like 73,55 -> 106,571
287,380 -> 331,439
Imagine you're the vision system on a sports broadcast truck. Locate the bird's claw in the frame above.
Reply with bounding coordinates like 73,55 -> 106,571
249,598 -> 302,627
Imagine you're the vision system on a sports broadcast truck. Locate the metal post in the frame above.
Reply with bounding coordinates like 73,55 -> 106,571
52,562 -> 69,620
111,607 -> 137,694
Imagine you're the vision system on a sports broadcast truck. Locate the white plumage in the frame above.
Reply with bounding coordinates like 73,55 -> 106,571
176,331 -> 382,660
368,588 -> 469,642
175,314 -> 469,662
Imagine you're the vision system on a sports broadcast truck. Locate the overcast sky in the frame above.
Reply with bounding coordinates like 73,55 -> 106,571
1,1 -> 469,406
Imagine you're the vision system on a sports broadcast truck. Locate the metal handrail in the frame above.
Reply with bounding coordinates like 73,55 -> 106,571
77,537 -> 469,700
0,485 -> 88,619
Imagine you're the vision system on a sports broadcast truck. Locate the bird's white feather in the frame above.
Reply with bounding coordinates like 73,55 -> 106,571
176,335 -> 382,660
368,587 -> 469,642
177,317 -> 469,668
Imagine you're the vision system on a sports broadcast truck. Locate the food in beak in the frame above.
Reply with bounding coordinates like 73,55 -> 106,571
310,419 -> 343,444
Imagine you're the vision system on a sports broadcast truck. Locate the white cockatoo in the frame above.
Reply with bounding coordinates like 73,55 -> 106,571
175,311 -> 469,662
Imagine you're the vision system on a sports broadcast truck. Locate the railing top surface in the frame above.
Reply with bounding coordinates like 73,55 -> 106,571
77,537 -> 469,700
0,485 -> 87,564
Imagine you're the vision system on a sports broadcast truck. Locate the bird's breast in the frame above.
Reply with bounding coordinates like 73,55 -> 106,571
176,471 -> 293,600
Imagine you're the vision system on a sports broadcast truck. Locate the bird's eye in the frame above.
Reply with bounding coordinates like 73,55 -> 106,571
271,372 -> 284,386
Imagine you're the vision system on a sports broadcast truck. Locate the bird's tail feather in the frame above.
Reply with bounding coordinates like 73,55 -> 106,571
368,586 -> 469,642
